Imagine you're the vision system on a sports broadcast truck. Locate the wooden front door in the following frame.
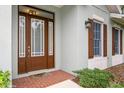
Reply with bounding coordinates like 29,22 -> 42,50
18,13 -> 54,74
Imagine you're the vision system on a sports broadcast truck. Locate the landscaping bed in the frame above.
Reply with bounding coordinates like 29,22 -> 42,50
105,63 -> 124,83
72,67 -> 124,88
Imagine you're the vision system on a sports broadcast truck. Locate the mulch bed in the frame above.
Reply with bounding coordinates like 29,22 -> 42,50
72,77 -> 80,85
105,63 -> 124,83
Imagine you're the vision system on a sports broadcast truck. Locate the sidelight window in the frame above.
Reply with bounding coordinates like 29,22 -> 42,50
19,16 -> 26,57
48,21 -> 54,55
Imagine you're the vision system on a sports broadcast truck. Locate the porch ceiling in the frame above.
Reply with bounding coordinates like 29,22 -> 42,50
111,17 -> 124,27
110,13 -> 124,27
54,5 -> 63,8
106,5 -> 121,14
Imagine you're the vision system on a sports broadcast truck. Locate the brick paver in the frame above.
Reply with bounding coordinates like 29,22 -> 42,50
12,70 -> 75,88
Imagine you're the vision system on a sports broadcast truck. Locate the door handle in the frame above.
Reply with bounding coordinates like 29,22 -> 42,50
28,46 -> 30,49
27,46 -> 30,57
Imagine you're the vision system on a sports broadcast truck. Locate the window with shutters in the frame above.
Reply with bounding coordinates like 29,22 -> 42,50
88,19 -> 107,58
93,21 -> 102,56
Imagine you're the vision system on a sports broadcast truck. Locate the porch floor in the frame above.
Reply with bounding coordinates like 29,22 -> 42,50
12,70 -> 75,88
106,63 -> 124,83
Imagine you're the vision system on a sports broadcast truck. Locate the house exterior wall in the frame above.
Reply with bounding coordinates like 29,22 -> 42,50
12,5 -> 62,79
61,6 -> 81,73
61,5 -> 111,72
0,6 -> 12,86
12,5 -> 124,78
77,5 -> 112,69
0,6 -> 12,73
61,5 -> 124,73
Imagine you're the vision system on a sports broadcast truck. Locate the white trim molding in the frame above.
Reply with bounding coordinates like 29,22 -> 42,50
13,68 -> 59,79
92,14 -> 104,22
88,57 -> 107,69
110,13 -> 124,18
112,55 -> 123,66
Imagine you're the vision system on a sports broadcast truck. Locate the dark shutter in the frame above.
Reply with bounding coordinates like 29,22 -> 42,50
112,27 -> 115,55
103,24 -> 107,57
120,30 -> 123,54
88,19 -> 94,58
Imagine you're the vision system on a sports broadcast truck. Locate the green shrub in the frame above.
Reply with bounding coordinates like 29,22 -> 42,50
110,82 -> 124,88
0,70 -> 10,88
74,68 -> 114,88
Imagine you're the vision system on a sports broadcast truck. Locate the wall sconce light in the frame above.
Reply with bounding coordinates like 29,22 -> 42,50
85,20 -> 91,28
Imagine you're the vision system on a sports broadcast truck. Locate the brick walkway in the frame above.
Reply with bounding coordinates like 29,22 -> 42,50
12,70 -> 75,88
106,63 -> 124,83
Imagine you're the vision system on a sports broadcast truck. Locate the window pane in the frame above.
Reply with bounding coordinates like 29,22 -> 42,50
35,23 -> 41,53
48,21 -> 54,55
93,22 -> 101,56
31,18 -> 44,56
96,48 -> 99,55
19,16 -> 26,57
115,31 -> 119,54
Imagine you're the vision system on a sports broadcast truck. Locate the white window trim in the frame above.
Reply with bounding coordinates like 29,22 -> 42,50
93,20 -> 104,59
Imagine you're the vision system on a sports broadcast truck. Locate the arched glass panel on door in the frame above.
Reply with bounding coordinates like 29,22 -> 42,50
31,18 -> 45,56
19,16 -> 26,57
